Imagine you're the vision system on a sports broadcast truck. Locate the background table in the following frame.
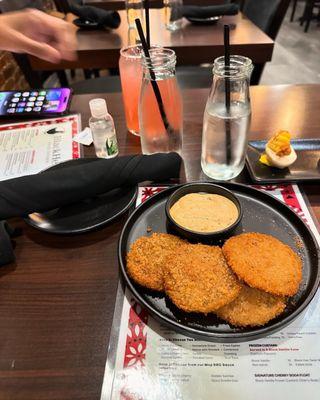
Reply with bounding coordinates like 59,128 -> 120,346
29,10 -> 274,71
84,0 -> 227,10
0,84 -> 319,400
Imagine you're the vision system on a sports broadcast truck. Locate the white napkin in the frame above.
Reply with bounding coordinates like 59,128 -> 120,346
73,127 -> 93,146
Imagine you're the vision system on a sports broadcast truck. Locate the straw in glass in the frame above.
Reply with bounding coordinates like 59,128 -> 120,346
224,24 -> 232,165
135,18 -> 173,135
144,0 -> 150,48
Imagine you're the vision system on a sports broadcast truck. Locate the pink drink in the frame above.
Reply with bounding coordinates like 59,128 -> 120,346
119,45 -> 143,136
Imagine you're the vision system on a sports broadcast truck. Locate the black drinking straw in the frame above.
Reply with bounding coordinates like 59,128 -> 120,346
224,24 -> 232,165
144,0 -> 150,48
135,18 -> 172,134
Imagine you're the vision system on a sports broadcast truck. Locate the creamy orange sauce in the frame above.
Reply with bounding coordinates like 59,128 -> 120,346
170,193 -> 238,233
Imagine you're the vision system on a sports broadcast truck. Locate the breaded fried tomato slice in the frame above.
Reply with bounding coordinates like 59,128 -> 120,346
126,233 -> 185,291
164,244 -> 241,313
216,284 -> 286,327
222,232 -> 302,296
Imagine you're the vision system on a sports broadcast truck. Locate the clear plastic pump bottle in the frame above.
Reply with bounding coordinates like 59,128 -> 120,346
89,98 -> 119,159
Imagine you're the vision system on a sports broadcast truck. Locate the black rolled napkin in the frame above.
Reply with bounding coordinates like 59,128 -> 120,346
68,0 -> 121,29
183,4 -> 239,19
0,153 -> 182,220
0,221 -> 20,267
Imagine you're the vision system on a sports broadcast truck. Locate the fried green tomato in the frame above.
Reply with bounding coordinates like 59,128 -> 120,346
222,232 -> 302,296
126,233 -> 186,291
164,244 -> 241,313
216,284 -> 286,327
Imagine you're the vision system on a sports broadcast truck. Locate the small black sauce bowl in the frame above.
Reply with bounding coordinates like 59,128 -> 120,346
165,182 -> 243,243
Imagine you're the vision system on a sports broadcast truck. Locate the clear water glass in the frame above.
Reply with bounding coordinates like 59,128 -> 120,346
201,56 -> 253,181
163,0 -> 183,31
139,47 -> 183,154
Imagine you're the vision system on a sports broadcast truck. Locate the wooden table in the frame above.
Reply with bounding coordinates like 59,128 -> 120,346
29,10 -> 274,70
84,0 -> 226,10
1,84 -> 319,400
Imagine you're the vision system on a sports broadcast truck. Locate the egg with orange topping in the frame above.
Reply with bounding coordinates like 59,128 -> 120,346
259,131 -> 297,169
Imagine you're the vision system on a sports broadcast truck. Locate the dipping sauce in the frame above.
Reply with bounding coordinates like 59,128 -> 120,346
170,193 -> 239,233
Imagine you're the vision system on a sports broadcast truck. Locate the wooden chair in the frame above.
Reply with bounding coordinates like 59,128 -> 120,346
300,0 -> 320,32
242,0 -> 291,84
290,0 -> 299,21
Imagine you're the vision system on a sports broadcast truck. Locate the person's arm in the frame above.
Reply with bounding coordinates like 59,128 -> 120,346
0,8 -> 77,63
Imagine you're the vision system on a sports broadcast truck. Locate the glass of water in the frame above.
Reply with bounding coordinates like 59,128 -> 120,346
163,0 -> 183,31
139,47 -> 183,154
201,56 -> 253,181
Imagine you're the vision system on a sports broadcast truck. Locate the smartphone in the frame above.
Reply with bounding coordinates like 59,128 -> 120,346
0,88 -> 72,118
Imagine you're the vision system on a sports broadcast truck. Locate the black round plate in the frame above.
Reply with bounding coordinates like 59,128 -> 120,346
119,183 -> 320,342
73,18 -> 101,30
25,159 -> 138,235
186,16 -> 221,25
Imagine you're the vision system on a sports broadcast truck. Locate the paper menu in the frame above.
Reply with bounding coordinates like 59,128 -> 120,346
0,115 -> 81,181
110,290 -> 320,400
147,296 -> 320,399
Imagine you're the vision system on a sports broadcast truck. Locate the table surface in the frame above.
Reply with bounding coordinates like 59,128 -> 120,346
84,0 -> 227,10
1,84 -> 319,400
29,10 -> 274,70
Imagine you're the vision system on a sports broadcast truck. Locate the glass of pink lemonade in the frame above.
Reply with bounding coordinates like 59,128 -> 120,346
119,45 -> 143,136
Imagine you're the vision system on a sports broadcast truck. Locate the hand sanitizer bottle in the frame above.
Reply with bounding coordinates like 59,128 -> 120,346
89,98 -> 119,159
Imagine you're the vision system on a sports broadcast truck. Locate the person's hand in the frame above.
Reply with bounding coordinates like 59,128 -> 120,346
0,9 -> 77,63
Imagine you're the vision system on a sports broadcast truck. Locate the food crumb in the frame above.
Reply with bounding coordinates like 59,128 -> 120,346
146,226 -> 152,233
294,236 -> 304,250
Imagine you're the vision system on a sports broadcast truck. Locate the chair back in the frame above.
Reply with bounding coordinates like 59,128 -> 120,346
53,0 -> 71,13
243,0 -> 290,39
